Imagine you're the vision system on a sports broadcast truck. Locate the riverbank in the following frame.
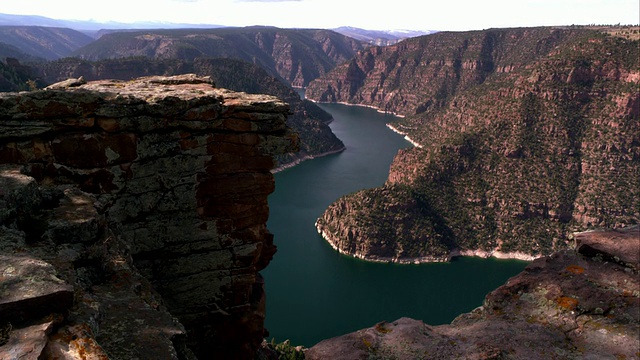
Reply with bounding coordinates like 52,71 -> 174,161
385,124 -> 423,149
271,147 -> 346,173
305,96 -> 422,148
263,100 -> 529,347
316,220 -> 537,263
306,98 -> 406,118
315,221 -> 451,263
453,249 -> 538,262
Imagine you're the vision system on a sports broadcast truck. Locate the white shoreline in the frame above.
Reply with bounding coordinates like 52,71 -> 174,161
306,98 -> 406,118
452,249 -> 538,262
271,147 -> 346,174
316,220 -> 537,264
385,124 -> 423,148
271,99 -> 415,173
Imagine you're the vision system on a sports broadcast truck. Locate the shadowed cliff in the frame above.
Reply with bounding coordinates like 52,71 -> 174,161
0,74 -> 297,359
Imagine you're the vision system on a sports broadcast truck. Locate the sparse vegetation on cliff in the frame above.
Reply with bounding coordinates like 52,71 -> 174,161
312,27 -> 639,261
69,27 -> 366,87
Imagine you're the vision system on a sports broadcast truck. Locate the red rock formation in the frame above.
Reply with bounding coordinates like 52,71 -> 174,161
0,74 -> 298,359
312,27 -> 639,262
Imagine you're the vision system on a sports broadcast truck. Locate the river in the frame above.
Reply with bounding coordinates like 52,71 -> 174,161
261,102 -> 529,347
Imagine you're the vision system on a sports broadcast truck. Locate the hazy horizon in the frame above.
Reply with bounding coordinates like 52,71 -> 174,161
1,0 -> 638,32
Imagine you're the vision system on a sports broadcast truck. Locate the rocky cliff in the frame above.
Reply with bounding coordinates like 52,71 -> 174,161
312,27 -> 639,262
71,27 -> 366,88
307,226 -> 640,359
0,74 -> 298,359
6,56 -> 345,169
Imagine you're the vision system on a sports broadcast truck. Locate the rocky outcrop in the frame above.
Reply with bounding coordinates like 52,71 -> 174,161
0,74 -> 298,359
0,167 -> 187,359
313,27 -> 639,262
30,56 -> 345,170
307,226 -> 640,359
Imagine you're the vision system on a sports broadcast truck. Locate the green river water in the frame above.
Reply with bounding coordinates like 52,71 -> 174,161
261,102 -> 529,347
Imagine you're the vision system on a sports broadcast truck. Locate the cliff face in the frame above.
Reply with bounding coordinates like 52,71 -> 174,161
0,74 -> 298,359
71,27 -> 366,87
307,226 -> 640,359
313,28 -> 639,262
31,56 -> 345,169
306,28 -> 599,114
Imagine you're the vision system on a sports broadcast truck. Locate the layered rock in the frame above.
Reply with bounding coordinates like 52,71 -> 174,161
30,56 -> 345,169
0,166 -> 188,359
307,226 -> 640,359
0,74 -> 297,359
313,28 -> 639,262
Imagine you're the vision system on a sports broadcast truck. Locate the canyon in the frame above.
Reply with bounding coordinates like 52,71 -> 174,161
0,25 -> 638,359
310,27 -> 639,263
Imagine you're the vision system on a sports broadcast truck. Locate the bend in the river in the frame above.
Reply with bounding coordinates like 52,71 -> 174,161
261,100 -> 528,347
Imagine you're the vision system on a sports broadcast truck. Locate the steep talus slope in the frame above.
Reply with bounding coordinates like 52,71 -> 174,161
307,227 -> 640,359
0,26 -> 93,60
312,28 -> 639,262
71,27 -> 366,87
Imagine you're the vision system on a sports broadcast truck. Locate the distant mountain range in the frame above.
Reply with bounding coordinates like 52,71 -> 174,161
69,27 -> 366,87
0,13 -> 225,35
332,26 -> 436,45
0,13 -> 433,73
0,13 -> 433,42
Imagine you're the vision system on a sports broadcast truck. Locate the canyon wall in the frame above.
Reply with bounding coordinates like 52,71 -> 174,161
8,56 -> 345,169
0,74 -> 297,359
311,28 -> 639,262
71,27 -> 366,88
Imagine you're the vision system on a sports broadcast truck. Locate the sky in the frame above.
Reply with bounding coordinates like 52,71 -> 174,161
1,0 -> 638,31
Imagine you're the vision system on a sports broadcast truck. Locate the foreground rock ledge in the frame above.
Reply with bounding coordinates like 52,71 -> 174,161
0,75 -> 298,359
307,226 -> 640,360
